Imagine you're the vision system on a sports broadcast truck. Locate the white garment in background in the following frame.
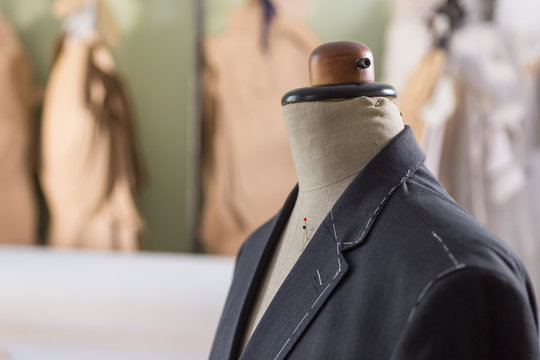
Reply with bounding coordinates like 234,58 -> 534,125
385,0 -> 540,293
437,24 -> 539,290
494,0 -> 540,279
383,0 -> 433,92
421,74 -> 455,178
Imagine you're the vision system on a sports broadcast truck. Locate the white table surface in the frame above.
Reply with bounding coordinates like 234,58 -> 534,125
0,246 -> 234,360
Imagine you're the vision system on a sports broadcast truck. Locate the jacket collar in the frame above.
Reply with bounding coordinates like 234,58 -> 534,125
322,125 -> 425,253
236,126 -> 425,359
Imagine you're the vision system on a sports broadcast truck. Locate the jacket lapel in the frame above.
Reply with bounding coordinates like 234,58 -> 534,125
241,215 -> 349,360
239,127 -> 426,359
324,126 -> 425,254
216,186 -> 299,360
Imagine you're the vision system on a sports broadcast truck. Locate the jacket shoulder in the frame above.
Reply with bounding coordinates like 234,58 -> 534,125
392,166 -> 526,281
391,265 -> 540,359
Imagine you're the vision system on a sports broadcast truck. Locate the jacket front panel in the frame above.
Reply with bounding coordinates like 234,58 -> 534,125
210,127 -> 540,359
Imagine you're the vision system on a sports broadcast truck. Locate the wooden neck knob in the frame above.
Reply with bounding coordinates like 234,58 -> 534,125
309,41 -> 375,86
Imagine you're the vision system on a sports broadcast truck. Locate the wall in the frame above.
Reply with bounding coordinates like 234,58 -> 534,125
1,0 -> 195,252
1,0 -> 393,253
204,0 -> 394,79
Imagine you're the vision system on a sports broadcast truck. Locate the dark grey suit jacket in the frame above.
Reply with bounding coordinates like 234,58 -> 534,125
210,127 -> 540,359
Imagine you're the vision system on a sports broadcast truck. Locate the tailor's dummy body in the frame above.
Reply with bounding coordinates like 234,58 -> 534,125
243,42 -> 404,346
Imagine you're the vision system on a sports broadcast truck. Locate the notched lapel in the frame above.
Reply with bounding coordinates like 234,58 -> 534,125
241,224 -> 349,360
229,128 -> 426,359
212,216 -> 278,360
322,127 -> 425,254
213,188 -> 299,360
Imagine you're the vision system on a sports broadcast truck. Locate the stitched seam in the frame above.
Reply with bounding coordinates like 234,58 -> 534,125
388,266 -> 524,360
402,263 -> 534,326
293,312 -> 309,334
395,191 -> 465,270
431,231 -> 460,267
340,167 -> 416,248
391,194 -> 470,322
272,165 -> 419,359
273,338 -> 290,360
406,264 -> 466,323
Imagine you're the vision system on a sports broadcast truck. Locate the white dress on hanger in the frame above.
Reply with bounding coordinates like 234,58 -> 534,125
437,23 -> 540,292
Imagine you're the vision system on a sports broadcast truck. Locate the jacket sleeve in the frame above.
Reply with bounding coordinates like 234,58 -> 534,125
391,267 -> 540,360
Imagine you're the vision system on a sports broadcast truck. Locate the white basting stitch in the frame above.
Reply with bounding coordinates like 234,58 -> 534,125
366,217 -> 373,228
407,232 -> 465,322
345,169 -> 413,248
293,312 -> 309,334
407,263 -> 466,322
272,166 -> 417,359
274,338 -> 291,360
335,243 -> 342,276
431,231 -> 460,267
316,270 -> 322,286
311,283 -> 332,309
330,210 -> 338,240
333,240 -> 343,280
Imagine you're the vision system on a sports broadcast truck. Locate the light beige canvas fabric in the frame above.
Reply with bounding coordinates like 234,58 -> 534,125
40,37 -> 143,250
0,15 -> 37,244
200,2 -> 319,255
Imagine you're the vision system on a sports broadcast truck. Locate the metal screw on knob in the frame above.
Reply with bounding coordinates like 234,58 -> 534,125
355,58 -> 371,69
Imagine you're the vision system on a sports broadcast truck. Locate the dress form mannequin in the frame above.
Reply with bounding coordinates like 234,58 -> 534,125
243,41 -> 404,345
211,42 -> 539,360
